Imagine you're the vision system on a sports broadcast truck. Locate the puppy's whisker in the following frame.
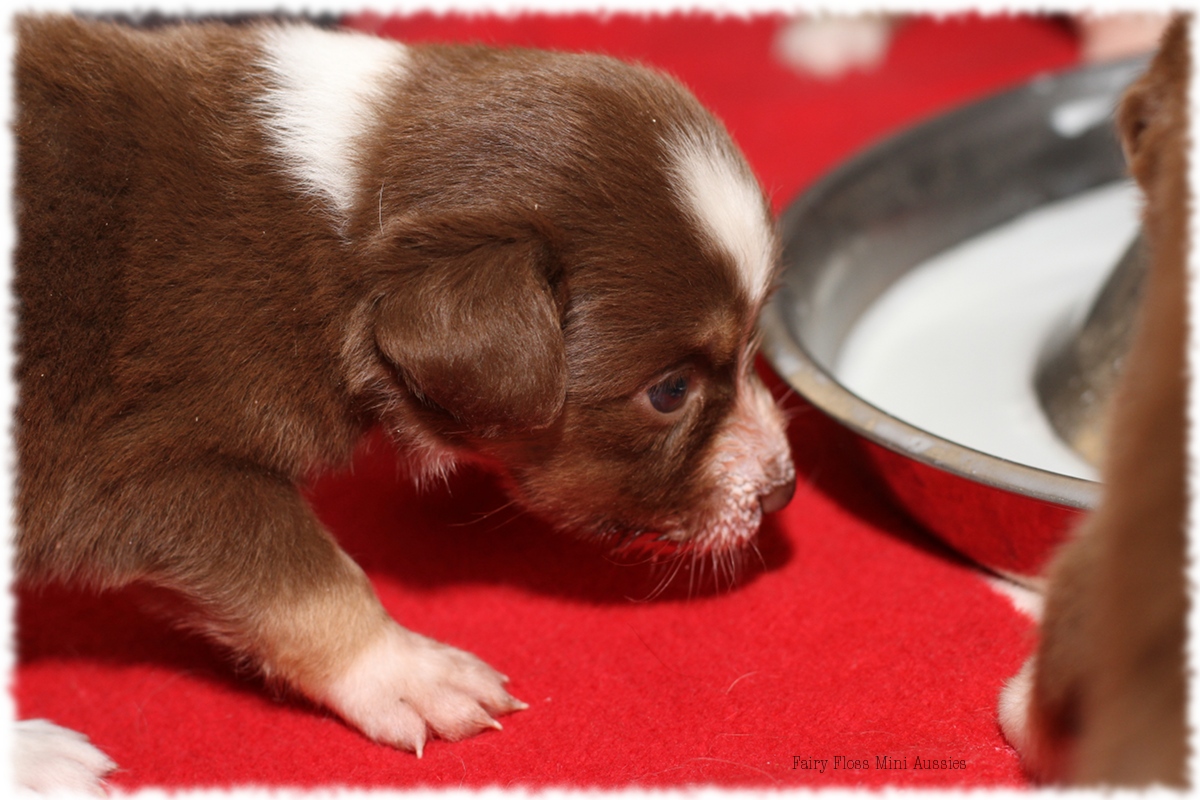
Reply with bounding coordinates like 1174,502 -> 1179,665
773,384 -> 798,404
711,548 -> 728,593
446,503 -> 527,535
378,181 -> 386,235
726,547 -> 747,591
638,552 -> 685,602
648,542 -> 696,597
618,532 -> 696,602
457,497 -> 521,526
749,539 -> 767,574
687,548 -> 701,599
712,548 -> 731,593
609,549 -> 663,569
780,399 -> 808,424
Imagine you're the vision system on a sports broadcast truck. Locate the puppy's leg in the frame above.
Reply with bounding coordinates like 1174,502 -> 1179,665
1001,18 -> 1189,785
1004,451 -> 1188,786
60,458 -> 524,755
998,524 -> 1099,782
1073,505 -> 1188,786
248,545 -> 526,756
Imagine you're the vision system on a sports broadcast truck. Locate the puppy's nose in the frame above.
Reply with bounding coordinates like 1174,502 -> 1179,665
760,476 -> 796,515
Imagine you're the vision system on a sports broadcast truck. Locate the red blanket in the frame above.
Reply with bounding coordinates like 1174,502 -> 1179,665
15,12 -> 1080,790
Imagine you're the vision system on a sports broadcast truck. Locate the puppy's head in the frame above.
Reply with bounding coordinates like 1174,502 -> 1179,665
355,46 -> 795,555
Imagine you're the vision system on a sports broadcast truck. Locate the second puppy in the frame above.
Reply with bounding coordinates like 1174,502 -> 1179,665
998,16 -> 1189,788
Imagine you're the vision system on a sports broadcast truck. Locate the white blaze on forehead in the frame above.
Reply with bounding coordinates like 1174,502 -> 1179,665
256,26 -> 410,218
665,130 -> 777,303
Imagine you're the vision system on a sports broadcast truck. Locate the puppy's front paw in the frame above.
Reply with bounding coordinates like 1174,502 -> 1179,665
998,658 -> 1037,756
998,656 -> 1070,782
14,719 -> 117,796
322,622 -> 526,756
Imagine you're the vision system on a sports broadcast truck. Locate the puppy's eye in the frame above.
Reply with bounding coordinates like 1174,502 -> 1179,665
647,373 -> 689,414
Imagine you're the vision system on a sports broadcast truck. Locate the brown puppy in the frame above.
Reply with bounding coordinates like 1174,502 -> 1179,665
998,16 -> 1189,787
13,13 -> 795,787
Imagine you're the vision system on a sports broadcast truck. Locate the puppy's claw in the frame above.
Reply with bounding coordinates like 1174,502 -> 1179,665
483,687 -> 528,716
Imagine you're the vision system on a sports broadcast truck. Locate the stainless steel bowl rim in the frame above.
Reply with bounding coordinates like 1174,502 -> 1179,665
761,302 -> 1100,510
759,60 -> 1149,514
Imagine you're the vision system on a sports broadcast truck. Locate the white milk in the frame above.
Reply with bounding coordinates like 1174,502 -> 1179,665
836,182 -> 1141,481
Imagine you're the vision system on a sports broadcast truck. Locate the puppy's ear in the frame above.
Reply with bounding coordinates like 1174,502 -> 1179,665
373,232 -> 567,437
1117,76 -> 1159,168
1117,17 -> 1188,176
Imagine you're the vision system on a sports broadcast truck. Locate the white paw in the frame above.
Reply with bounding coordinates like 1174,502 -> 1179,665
322,622 -> 526,756
14,719 -> 117,796
998,657 -> 1036,756
998,656 -> 1067,781
983,573 -> 1045,621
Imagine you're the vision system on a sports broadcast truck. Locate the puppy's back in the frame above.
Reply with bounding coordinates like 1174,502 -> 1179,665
15,14 -> 271,418
14,16 -> 363,581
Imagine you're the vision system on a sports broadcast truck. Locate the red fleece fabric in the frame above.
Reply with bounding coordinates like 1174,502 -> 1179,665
14,12 -> 1082,790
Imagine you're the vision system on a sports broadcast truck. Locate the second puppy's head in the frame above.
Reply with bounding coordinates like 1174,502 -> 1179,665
339,44 -> 795,555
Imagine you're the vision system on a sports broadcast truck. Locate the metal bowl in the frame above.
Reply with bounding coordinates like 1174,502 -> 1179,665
761,57 -> 1147,582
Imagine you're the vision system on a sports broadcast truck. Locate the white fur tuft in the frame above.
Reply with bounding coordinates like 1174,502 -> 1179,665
665,131 -> 776,304
256,26 -> 410,221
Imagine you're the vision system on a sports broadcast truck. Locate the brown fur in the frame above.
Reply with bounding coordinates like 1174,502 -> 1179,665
1002,16 -> 1190,787
14,12 -> 793,751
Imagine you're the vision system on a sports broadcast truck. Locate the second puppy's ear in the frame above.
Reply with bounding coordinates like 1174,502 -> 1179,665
374,233 -> 567,437
1117,16 -> 1188,178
